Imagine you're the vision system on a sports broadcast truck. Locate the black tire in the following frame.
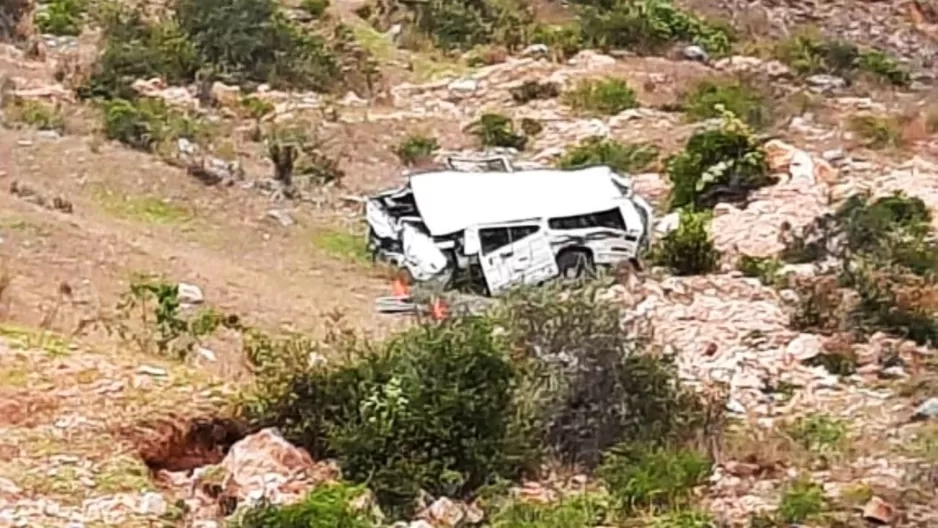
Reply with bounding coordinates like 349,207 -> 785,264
556,250 -> 594,280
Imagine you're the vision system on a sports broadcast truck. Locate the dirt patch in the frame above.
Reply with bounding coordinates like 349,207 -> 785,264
0,388 -> 59,427
121,415 -> 251,473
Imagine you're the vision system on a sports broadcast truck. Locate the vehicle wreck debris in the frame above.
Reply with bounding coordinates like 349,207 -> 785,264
365,158 -> 655,297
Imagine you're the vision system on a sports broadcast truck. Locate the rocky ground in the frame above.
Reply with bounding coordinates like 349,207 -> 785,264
2,0 -> 938,526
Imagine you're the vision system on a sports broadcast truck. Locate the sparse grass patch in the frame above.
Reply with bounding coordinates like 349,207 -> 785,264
265,121 -> 345,188
94,190 -> 193,225
487,493 -> 613,527
393,133 -> 439,166
563,77 -> 638,116
311,228 -> 370,263
557,136 -> 659,174
34,0 -> 85,36
0,323 -> 69,355
650,209 -> 720,276
681,78 -> 772,129
1,96 -> 66,132
848,114 -> 904,150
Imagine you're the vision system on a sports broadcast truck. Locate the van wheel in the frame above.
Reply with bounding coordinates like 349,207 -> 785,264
557,250 -> 594,280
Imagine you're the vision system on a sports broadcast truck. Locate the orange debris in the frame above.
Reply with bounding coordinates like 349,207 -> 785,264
392,278 -> 410,297
429,297 -> 448,320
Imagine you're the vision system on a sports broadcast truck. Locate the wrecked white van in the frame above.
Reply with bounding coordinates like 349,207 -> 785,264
365,165 -> 654,296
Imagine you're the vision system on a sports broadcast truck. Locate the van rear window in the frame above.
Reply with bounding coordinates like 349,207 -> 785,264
548,208 -> 626,230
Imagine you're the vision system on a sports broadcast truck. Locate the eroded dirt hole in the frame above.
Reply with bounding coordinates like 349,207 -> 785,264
121,414 -> 251,473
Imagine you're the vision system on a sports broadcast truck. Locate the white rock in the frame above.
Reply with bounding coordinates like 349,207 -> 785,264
177,282 -> 204,304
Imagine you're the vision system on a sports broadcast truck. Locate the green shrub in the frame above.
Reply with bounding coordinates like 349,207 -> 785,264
393,134 -> 440,166
240,315 -> 534,519
651,510 -> 717,528
488,493 -> 613,528
773,31 -> 910,87
666,107 -> 772,211
776,478 -> 826,524
557,136 -> 658,174
466,113 -> 529,150
102,97 -> 204,152
234,483 -> 376,528
682,78 -> 772,129
598,444 -> 711,514
783,413 -> 847,453
498,283 -> 723,468
563,77 -> 638,116
80,0 -> 340,101
651,209 -> 720,276
1,96 -> 66,132
576,0 -> 734,56
510,80 -> 560,104
34,0 -> 85,36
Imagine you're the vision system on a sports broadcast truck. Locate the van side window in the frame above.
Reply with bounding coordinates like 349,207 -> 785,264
479,225 -> 540,254
548,208 -> 626,230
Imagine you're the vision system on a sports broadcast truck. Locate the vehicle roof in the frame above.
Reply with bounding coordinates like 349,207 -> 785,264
409,166 -> 627,236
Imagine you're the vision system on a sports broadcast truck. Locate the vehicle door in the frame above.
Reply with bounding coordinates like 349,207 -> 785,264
478,222 -> 559,295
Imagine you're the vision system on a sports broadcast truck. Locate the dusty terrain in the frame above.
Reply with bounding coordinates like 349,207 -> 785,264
1,0 -> 938,525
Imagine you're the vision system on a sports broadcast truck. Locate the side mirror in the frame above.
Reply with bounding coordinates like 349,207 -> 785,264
463,228 -> 480,255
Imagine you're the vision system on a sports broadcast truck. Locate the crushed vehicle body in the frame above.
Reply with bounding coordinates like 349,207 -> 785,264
365,164 -> 654,296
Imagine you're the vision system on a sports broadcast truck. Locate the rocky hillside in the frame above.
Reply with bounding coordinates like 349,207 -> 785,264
1,0 -> 938,526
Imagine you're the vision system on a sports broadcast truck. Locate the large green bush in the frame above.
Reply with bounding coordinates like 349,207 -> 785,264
240,315 -> 534,519
79,0 -> 340,101
666,107 -> 773,211
681,78 -> 773,130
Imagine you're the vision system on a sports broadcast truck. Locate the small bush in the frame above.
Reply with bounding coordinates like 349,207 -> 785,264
651,510 -> 717,528
563,77 -> 638,116
234,482 -> 376,528
265,123 -> 344,188
466,113 -> 529,150
598,444 -> 711,514
682,78 -> 772,129
102,97 -> 204,152
784,413 -> 847,453
510,80 -> 560,104
393,133 -> 439,166
576,0 -> 734,56
666,107 -> 772,211
736,255 -> 782,286
848,114 -> 903,149
529,23 -> 583,61
776,478 -> 826,524
651,209 -> 720,276
34,0 -> 85,36
1,96 -> 66,132
773,31 -> 910,87
557,136 -> 658,174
